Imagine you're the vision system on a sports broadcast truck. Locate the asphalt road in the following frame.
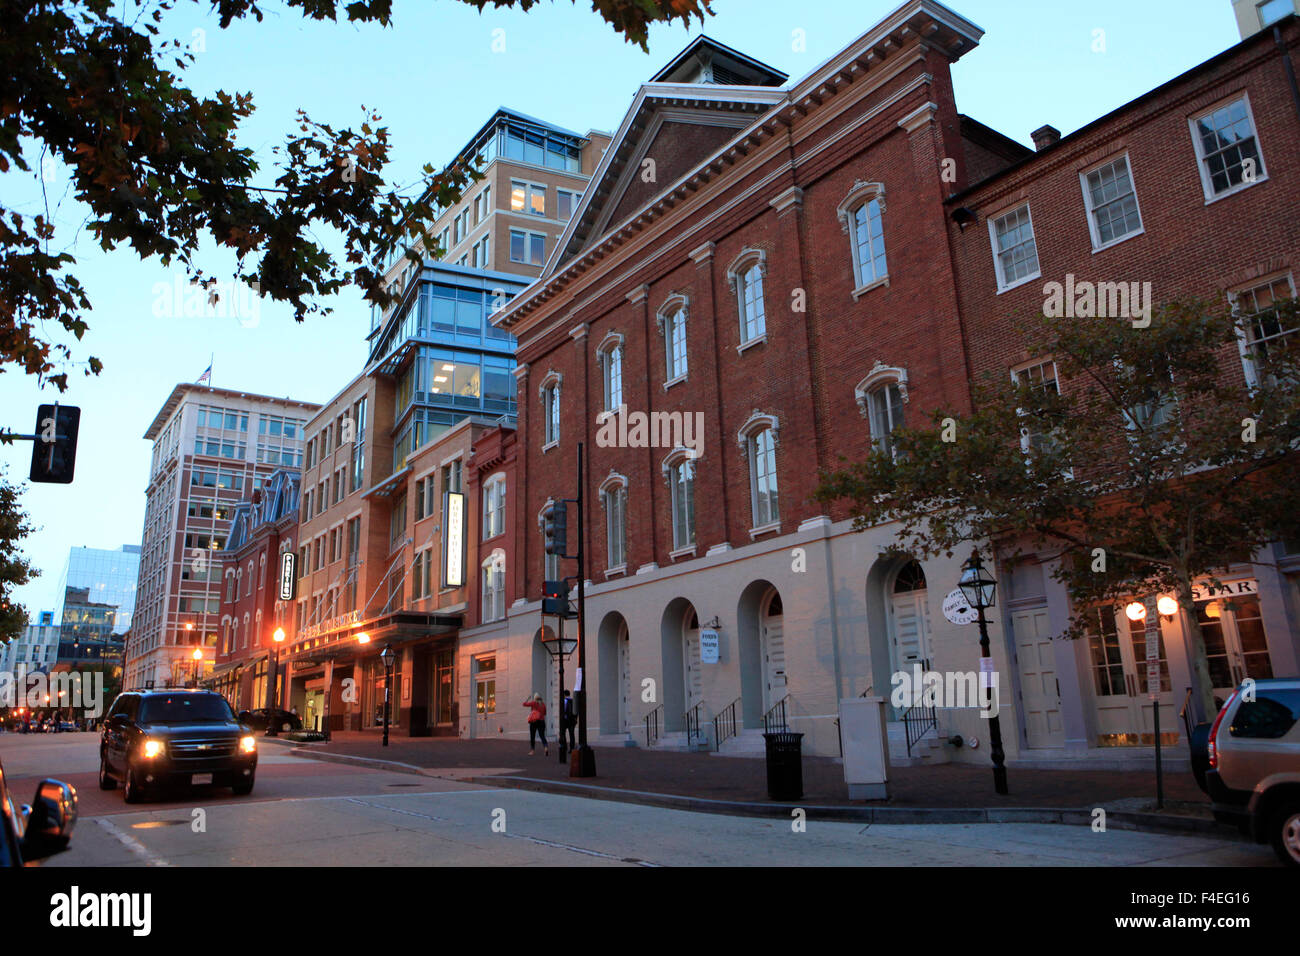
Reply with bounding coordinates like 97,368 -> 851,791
0,732 -> 1278,867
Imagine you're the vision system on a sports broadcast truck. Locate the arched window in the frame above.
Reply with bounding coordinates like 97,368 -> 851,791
661,448 -> 697,551
481,550 -> 506,622
483,474 -> 506,539
727,250 -> 767,346
597,332 -> 624,412
657,295 -> 689,384
599,473 -> 628,571
738,412 -> 780,529
855,365 -> 908,460
837,182 -> 888,295
539,371 -> 562,447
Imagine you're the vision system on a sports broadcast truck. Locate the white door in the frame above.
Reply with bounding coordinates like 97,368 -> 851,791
1013,607 -> 1064,748
762,603 -> 787,713
683,624 -> 702,715
618,625 -> 631,733
890,591 -> 930,671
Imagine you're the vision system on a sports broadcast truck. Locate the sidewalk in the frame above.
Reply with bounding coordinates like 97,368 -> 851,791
268,731 -> 1223,834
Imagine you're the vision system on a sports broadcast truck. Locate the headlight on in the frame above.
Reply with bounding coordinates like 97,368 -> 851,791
239,735 -> 257,754
142,739 -> 164,758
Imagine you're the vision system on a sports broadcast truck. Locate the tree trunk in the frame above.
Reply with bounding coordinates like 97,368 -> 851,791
1176,577 -> 1218,724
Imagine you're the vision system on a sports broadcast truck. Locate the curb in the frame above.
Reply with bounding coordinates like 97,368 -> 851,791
276,746 -> 1238,840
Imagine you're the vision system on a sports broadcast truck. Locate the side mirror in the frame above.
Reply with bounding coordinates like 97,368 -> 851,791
20,779 -> 78,862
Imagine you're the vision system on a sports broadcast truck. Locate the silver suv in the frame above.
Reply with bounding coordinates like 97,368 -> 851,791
1204,677 -> 1300,866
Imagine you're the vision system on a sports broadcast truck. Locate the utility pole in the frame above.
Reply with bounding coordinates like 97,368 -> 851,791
572,442 -> 595,777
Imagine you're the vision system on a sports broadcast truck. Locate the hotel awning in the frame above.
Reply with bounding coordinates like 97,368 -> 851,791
287,610 -> 462,665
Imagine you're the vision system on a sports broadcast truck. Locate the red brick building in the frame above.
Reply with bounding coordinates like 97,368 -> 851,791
212,469 -> 303,716
469,5 -> 1300,761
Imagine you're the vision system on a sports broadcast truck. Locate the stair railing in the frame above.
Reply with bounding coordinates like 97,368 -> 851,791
763,696 -> 789,733
901,658 -> 937,756
713,697 -> 741,751
644,703 -> 663,748
685,701 -> 705,746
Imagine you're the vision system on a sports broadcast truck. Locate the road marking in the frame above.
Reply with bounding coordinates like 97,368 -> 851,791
95,817 -> 169,867
344,795 -> 659,866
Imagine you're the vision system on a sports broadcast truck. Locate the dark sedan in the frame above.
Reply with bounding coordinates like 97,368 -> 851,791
236,708 -> 302,733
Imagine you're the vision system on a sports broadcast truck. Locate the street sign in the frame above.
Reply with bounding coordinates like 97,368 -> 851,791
942,589 -> 978,626
699,628 -> 720,663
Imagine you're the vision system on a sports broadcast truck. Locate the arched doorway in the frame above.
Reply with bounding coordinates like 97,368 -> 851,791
889,559 -> 931,673
597,612 -> 632,735
531,626 -> 558,737
738,581 -> 784,728
660,598 -> 700,732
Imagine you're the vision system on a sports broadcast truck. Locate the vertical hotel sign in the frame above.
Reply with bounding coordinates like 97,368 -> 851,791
443,492 -> 466,588
278,551 -> 298,601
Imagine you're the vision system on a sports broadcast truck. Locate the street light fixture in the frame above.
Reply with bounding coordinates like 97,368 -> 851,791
959,549 -> 1008,795
266,626 -> 286,737
380,644 -> 394,748
191,647 -> 203,687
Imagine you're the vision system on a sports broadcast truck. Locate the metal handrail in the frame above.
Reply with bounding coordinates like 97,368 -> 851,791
763,696 -> 789,733
713,697 -> 741,751
685,701 -> 705,746
900,658 -> 937,756
644,704 -> 663,748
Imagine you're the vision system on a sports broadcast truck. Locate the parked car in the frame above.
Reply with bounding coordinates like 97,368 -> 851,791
237,708 -> 302,733
99,690 -> 258,803
1200,677 -> 1300,866
0,754 -> 78,867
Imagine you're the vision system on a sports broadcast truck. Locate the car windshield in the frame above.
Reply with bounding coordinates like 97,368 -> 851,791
138,695 -> 234,724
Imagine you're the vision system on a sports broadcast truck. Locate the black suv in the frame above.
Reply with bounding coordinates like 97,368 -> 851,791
99,690 -> 258,803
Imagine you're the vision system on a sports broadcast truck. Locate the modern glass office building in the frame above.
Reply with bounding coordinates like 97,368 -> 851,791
53,545 -> 141,664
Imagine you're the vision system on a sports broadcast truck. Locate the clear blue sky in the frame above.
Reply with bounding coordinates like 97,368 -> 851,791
0,0 -> 1243,617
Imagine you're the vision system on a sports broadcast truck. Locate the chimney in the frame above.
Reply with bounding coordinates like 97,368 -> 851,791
1031,125 -> 1061,151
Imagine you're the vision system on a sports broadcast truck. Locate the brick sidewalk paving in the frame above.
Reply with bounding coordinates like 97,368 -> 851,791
278,732 -> 1208,812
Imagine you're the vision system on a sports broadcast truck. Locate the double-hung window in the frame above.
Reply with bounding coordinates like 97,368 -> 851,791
1234,273 -> 1297,387
1081,154 -> 1143,249
509,229 -> 545,265
667,454 -> 696,551
746,427 -> 779,528
867,383 -> 905,459
511,180 -> 546,217
483,477 -> 506,539
1190,95 -> 1266,201
989,204 -> 1041,291
603,482 -> 627,570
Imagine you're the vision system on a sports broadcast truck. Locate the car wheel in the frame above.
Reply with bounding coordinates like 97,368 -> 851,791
281,721 -> 291,732
123,761 -> 147,804
98,753 -> 117,790
1272,803 -> 1300,868
232,773 -> 255,796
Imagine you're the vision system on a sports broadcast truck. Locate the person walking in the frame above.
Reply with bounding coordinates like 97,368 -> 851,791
523,692 -> 548,755
561,689 -> 577,751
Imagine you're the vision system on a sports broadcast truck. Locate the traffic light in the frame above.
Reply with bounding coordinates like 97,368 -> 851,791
29,404 -> 80,484
542,579 -> 572,617
543,501 -> 568,556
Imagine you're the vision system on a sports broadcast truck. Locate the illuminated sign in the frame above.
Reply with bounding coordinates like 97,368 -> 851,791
278,551 -> 297,601
443,492 -> 465,588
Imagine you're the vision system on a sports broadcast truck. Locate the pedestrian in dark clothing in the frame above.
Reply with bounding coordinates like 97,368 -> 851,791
561,690 -> 576,750
523,693 -> 548,755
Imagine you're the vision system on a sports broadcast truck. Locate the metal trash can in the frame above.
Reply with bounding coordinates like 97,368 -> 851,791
763,731 -> 804,800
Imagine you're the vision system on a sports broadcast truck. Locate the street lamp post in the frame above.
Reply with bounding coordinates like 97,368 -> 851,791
380,644 -> 394,748
191,648 -> 203,687
959,549 -> 1009,795
540,621 -> 578,763
266,627 -> 285,737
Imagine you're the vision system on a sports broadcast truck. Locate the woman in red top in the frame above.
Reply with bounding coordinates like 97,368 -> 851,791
523,693 -> 548,755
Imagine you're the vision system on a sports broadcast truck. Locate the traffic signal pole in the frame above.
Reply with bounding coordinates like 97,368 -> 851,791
573,441 -> 595,777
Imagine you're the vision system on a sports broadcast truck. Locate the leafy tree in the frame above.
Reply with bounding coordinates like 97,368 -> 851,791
814,297 -> 1300,723
0,469 -> 38,641
0,0 -> 713,390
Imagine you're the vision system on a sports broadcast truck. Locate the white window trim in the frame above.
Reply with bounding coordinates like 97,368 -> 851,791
596,332 -> 624,412
727,248 -> 769,346
853,364 -> 909,416
988,202 -> 1042,294
1230,271 -> 1297,389
1079,151 -> 1146,253
598,472 -> 628,574
656,294 -> 690,386
483,474 -> 507,540
737,413 -> 781,532
1010,358 -> 1074,480
836,180 -> 890,297
538,370 -> 562,450
510,179 -> 548,217
509,228 -> 547,265
1187,92 -> 1269,205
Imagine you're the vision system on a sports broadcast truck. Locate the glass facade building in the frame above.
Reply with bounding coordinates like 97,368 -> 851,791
368,265 -> 526,473
53,545 -> 141,664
